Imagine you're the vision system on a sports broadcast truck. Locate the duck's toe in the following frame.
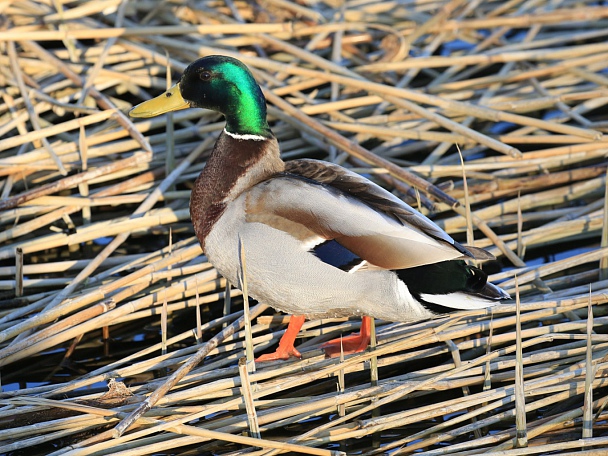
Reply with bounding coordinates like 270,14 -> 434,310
256,315 -> 305,362
321,334 -> 370,357
320,316 -> 372,358
256,345 -> 302,362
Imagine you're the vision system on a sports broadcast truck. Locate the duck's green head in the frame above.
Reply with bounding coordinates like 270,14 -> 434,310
130,55 -> 272,138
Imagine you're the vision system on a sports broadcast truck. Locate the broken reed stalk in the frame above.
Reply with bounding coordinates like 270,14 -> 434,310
239,236 -> 255,367
14,247 -> 23,297
161,292 -> 168,357
239,356 -> 262,439
0,23 -> 294,42
514,277 -> 528,448
600,170 -> 608,280
583,290 -> 594,440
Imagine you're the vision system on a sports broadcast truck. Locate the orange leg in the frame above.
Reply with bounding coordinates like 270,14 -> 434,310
256,315 -> 306,362
320,316 -> 372,358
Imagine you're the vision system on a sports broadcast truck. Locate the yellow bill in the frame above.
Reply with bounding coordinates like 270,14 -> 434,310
129,83 -> 190,118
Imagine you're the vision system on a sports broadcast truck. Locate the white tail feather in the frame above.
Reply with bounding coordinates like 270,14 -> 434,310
419,292 -> 497,310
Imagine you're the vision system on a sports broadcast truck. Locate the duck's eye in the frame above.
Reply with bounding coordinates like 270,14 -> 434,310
199,71 -> 212,81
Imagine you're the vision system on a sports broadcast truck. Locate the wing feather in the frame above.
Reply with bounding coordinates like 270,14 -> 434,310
285,159 -> 477,258
245,160 -> 492,270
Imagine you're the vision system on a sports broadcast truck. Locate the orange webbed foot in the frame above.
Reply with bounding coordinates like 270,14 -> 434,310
256,315 -> 305,362
256,345 -> 302,362
320,316 -> 372,358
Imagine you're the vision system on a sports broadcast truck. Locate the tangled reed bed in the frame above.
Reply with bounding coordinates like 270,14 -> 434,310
0,0 -> 607,454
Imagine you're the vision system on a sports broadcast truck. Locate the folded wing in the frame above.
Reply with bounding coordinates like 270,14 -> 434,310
245,159 -> 490,270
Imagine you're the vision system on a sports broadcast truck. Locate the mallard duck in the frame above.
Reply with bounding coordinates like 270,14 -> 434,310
130,55 -> 509,361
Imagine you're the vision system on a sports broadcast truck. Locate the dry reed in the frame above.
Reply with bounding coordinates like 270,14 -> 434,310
0,0 -> 607,455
